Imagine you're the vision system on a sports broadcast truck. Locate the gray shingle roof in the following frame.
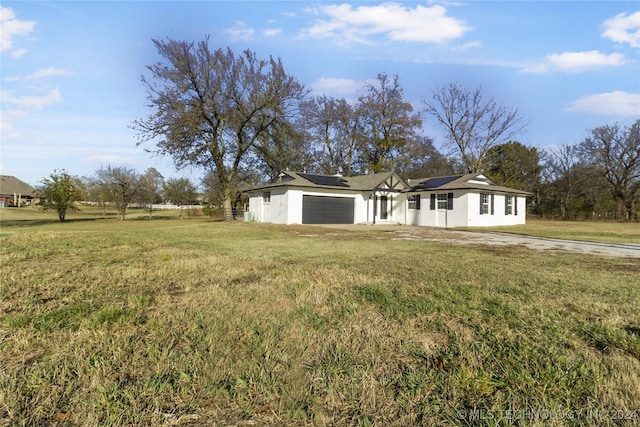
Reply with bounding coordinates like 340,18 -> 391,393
408,173 -> 532,196
247,171 -> 407,192
246,171 -> 532,196
0,176 -> 36,196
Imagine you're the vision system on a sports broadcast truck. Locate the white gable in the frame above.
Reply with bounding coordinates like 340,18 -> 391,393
467,174 -> 491,185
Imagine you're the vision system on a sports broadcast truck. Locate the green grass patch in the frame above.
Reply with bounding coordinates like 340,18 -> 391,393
1,210 -> 639,425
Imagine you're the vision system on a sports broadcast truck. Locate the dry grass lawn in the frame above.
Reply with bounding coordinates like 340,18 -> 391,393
1,207 -> 639,426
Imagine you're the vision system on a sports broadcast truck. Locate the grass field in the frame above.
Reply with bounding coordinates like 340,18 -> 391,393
1,207 -> 639,426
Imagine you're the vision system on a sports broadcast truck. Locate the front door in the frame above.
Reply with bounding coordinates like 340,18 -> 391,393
380,196 -> 389,220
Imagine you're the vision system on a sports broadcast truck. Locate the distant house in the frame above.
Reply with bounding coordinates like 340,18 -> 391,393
0,176 -> 37,207
246,171 -> 531,228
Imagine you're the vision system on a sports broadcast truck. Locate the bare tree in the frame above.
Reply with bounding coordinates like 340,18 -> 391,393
395,135 -> 454,179
301,95 -> 359,175
423,82 -> 525,173
355,73 -> 423,173
581,120 -> 640,219
541,145 -> 582,220
132,37 -> 307,220
250,120 -> 311,182
96,166 -> 140,221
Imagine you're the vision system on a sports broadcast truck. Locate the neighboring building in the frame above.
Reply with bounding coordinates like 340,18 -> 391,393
246,171 -> 531,228
0,176 -> 37,207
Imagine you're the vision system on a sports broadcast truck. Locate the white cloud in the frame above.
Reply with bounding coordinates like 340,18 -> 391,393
4,67 -> 70,83
10,49 -> 28,59
0,7 -> 36,54
521,50 -> 625,73
602,11 -> 640,48
567,91 -> 640,116
224,22 -> 255,42
1,88 -> 63,109
310,77 -> 363,96
450,40 -> 482,52
263,28 -> 282,37
0,116 -> 22,139
302,3 -> 471,45
25,67 -> 70,80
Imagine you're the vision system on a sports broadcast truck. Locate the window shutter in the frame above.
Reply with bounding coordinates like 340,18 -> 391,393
505,195 -> 509,215
515,196 -> 518,216
447,193 -> 453,210
430,194 -> 436,210
415,195 -> 421,210
491,194 -> 495,215
479,194 -> 484,215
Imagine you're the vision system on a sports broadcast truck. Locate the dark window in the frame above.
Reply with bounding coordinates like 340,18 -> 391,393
408,194 -> 420,210
505,196 -> 513,215
437,193 -> 447,209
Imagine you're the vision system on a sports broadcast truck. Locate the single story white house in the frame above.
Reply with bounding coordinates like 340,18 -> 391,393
246,171 -> 531,227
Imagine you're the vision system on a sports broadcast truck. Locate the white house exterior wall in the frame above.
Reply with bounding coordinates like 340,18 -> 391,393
247,188 -> 289,224
445,193 -> 468,227
355,194 -> 370,224
404,192 -> 526,227
248,184 -> 526,227
465,193 -> 526,227
249,188 -> 365,225
405,192 -> 465,227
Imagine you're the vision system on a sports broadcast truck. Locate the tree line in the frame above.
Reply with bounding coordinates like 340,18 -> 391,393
39,37 -> 640,221
38,167 -> 200,221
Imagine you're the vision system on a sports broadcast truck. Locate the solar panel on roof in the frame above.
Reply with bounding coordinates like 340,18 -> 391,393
415,175 -> 462,189
298,173 -> 350,187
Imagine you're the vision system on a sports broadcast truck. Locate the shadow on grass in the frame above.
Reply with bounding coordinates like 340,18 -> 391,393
0,213 -> 226,228
0,216 -> 106,228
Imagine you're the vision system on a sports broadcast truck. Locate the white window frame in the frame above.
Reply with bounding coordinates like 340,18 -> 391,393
481,194 -> 489,215
408,195 -> 420,210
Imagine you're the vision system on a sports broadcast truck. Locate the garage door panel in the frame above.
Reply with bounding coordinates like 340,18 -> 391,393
302,195 -> 354,224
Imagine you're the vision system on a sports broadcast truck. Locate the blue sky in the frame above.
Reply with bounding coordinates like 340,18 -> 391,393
1,1 -> 639,186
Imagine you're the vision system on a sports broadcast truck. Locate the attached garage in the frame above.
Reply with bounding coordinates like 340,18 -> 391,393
302,195 -> 354,224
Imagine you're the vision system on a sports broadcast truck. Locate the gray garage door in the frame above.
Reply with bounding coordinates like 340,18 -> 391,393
302,195 -> 354,224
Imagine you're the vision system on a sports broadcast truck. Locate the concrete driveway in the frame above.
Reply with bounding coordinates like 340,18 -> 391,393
322,224 -> 640,259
